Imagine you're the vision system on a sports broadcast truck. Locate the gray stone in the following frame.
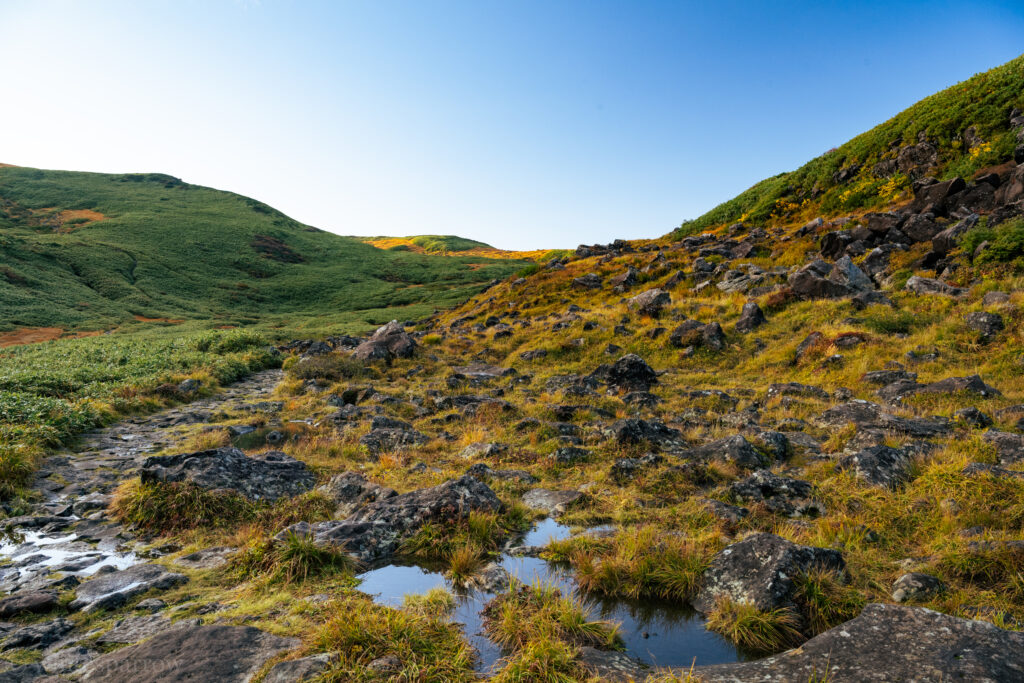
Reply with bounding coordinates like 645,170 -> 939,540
2,618 -> 73,650
690,603 -> 1024,682
735,302 -> 766,333
0,591 -> 57,618
264,654 -> 332,683
905,275 -> 966,297
351,320 -> 417,361
42,646 -> 97,674
78,624 -> 299,683
140,447 -> 314,502
521,489 -> 584,517
693,533 -> 844,618
317,472 -> 396,517
838,445 -> 915,489
69,563 -> 187,613
98,615 -> 179,645
173,546 -> 236,570
730,470 -> 822,517
627,288 -> 671,317
983,430 -> 1024,465
892,572 -> 945,603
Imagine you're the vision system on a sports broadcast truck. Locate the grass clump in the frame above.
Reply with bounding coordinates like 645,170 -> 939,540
792,567 -> 866,635
110,480 -> 256,532
315,596 -> 475,682
548,527 -> 713,602
706,597 -> 803,654
483,579 -> 622,681
229,531 -> 356,585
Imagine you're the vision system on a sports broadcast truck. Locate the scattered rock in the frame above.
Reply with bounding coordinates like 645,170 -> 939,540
603,354 -> 658,393
317,472 -> 397,517
891,572 -> 945,603
0,591 -> 57,619
905,275 -> 966,297
351,320 -> 417,361
693,533 -> 845,620
627,288 -> 671,317
730,470 -> 822,517
680,435 -> 769,470
69,564 -> 188,612
263,653 -> 333,683
734,302 -> 766,333
140,447 -> 315,502
2,618 -> 73,650
964,311 -> 1005,339
521,489 -> 584,516
838,445 -> 916,489
983,430 -> 1024,465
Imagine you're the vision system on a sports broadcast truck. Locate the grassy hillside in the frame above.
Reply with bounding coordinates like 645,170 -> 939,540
678,53 -> 1024,235
0,167 -> 526,335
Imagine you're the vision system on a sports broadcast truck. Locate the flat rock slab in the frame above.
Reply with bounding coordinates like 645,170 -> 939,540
69,564 -> 187,612
98,614 -> 177,645
78,624 -> 299,683
0,590 -> 57,618
691,603 -> 1024,682
522,488 -> 584,516
140,447 -> 314,502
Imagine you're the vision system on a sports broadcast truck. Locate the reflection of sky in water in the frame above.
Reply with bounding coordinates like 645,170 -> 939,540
0,530 -> 138,583
356,520 -> 745,673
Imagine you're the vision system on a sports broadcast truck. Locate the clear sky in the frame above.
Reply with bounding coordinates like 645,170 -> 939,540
1,1 -> 1023,250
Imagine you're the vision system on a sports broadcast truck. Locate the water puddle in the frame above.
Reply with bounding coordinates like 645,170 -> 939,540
0,529 -> 139,589
356,520 -> 745,673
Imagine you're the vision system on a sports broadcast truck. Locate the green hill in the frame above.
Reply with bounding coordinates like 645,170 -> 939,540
0,166 -> 525,334
678,53 -> 1024,235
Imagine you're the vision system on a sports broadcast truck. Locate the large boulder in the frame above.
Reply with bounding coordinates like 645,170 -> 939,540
734,302 -> 766,333
69,564 -> 187,613
140,447 -> 314,502
789,256 -> 872,300
78,624 -> 299,683
838,445 -> 915,489
627,288 -> 671,317
690,603 -> 1024,682
278,475 -> 502,562
351,321 -> 417,361
693,533 -> 845,618
604,354 -> 658,393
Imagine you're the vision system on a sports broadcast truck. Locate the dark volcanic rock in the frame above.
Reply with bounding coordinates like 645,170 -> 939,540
0,590 -> 57,619
734,302 -> 766,333
359,426 -> 429,455
317,472 -> 397,517
608,418 -> 684,451
669,320 -> 727,351
692,533 -> 844,616
278,475 -> 502,562
817,401 -> 951,438
983,430 -> 1024,465
690,603 -> 1024,682
681,435 -> 769,470
838,445 -> 915,489
964,311 -> 1005,339
351,320 -> 417,361
729,470 -> 822,517
70,563 -> 188,612
140,447 -> 314,502
78,624 -> 298,683
603,354 -> 658,394
627,288 -> 671,316
610,453 -> 663,483
789,256 -> 872,300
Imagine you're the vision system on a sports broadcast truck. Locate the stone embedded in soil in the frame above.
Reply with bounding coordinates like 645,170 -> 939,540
278,475 -> 502,562
140,447 -> 315,502
838,445 -> 917,489
891,572 -> 945,603
263,653 -> 333,683
69,563 -> 187,613
679,434 -> 769,470
78,624 -> 299,683
42,646 -> 98,674
983,430 -> 1024,465
693,533 -> 845,617
521,488 -> 585,516
98,614 -> 183,645
1,617 -> 73,650
729,470 -> 822,517
816,400 -> 951,438
351,320 -> 417,361
690,603 -> 1024,682
172,546 -> 236,570
0,590 -> 57,618
317,471 -> 397,517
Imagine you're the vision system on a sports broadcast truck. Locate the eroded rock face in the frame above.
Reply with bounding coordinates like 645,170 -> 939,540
69,564 -> 188,613
692,533 -> 844,617
140,447 -> 315,502
278,475 -> 502,562
78,624 -> 299,683
351,320 -> 417,361
690,603 -> 1024,682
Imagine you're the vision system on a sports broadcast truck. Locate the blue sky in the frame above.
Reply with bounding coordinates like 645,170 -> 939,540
1,1 -> 1023,249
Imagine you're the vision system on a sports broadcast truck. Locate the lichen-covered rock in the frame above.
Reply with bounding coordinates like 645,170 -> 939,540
817,400 -> 951,438
521,488 -> 585,516
608,418 -> 685,451
359,426 -> 428,455
892,572 -> 945,603
140,447 -> 315,502
278,475 -> 502,562
729,470 -> 823,517
692,533 -> 845,617
690,603 -> 1024,682
735,302 -> 766,333
838,445 -> 915,489
351,320 -> 417,361
603,353 -> 658,393
317,471 -> 397,517
680,434 -> 769,470
627,288 -> 671,317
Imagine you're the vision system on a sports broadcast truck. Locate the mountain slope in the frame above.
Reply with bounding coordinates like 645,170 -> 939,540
679,53 -> 1024,234
0,166 -> 527,334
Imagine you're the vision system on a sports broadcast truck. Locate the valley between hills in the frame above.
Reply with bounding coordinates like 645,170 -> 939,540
0,54 -> 1022,682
